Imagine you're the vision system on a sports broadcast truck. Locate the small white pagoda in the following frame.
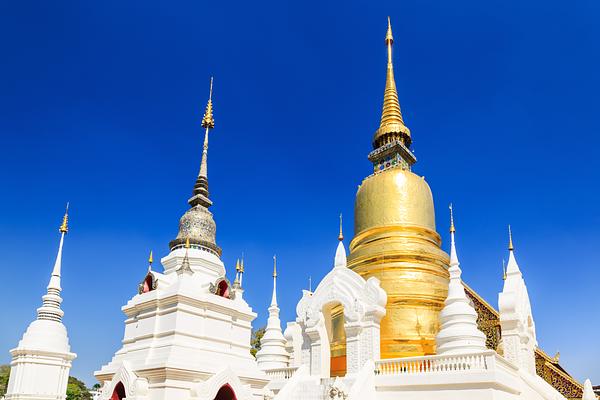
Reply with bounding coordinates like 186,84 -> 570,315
5,206 -> 76,400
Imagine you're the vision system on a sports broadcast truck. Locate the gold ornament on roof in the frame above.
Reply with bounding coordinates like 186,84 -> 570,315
508,225 -> 514,251
240,257 -> 245,273
201,77 -> 215,129
148,250 -> 154,266
59,203 -> 69,234
273,255 -> 277,278
185,237 -> 191,249
338,213 -> 344,241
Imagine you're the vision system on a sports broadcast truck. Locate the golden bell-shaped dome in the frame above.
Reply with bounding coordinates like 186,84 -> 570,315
355,168 -> 435,235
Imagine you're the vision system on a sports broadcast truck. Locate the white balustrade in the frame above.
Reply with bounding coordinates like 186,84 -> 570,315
264,366 -> 300,380
374,352 -> 494,376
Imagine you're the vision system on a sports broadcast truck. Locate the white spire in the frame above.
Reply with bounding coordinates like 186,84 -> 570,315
271,255 -> 278,306
256,255 -> 289,370
506,225 -> 521,275
436,204 -> 487,355
334,214 -> 347,269
498,225 -> 537,374
37,204 -> 69,323
583,379 -> 596,400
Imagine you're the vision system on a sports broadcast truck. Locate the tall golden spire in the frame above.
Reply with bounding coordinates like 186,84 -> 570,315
338,213 -> 344,241
373,17 -> 411,149
508,225 -> 514,251
148,250 -> 154,269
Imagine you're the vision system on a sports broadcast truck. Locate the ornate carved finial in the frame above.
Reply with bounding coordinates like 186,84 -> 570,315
273,255 -> 277,278
508,225 -> 514,251
449,203 -> 455,233
240,256 -> 245,274
148,250 -> 153,270
553,351 -> 560,363
59,202 -> 69,234
338,213 -> 344,241
235,258 -> 240,272
201,77 -> 215,129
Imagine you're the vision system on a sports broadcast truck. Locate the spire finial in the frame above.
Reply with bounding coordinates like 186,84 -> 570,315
273,255 -> 277,278
59,202 -> 69,234
38,207 -> 70,322
235,258 -> 240,272
386,16 -> 393,46
188,77 -> 215,209
148,250 -> 153,270
508,225 -> 514,251
201,77 -> 215,129
502,259 -> 507,281
309,275 -> 312,292
449,203 -> 455,233
185,237 -> 190,249
373,17 -> 412,152
338,213 -> 344,241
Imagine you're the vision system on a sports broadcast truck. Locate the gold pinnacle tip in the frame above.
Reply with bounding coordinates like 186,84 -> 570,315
449,203 -> 455,233
385,16 -> 393,45
502,259 -> 507,281
508,225 -> 514,251
273,255 -> 277,278
59,202 -> 69,233
185,237 -> 191,249
201,77 -> 215,129
240,257 -> 244,273
338,213 -> 344,241
148,250 -> 153,265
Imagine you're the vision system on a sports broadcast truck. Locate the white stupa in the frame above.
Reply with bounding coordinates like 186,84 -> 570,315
5,205 -> 77,400
93,80 -> 269,400
499,226 -> 538,374
256,256 -> 290,370
435,204 -> 487,355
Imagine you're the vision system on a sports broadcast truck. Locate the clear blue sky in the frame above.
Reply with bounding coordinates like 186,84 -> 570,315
1,0 -> 598,387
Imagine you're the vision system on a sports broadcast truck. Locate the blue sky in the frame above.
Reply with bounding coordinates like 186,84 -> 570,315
1,0 -> 599,387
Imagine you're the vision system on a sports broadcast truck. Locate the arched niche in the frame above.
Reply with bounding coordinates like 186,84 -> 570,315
111,382 -> 126,400
138,272 -> 157,294
214,384 -> 237,400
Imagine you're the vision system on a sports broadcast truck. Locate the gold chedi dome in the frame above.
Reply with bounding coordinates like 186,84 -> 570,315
354,169 -> 435,233
347,18 -> 449,359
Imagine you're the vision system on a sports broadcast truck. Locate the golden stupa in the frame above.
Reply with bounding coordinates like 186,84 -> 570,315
346,18 -> 450,359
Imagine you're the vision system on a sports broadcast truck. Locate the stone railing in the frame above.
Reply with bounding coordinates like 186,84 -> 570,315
375,351 -> 497,376
264,366 -> 300,380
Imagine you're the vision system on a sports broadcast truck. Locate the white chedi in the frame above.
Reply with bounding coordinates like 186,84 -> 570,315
498,227 -> 538,375
583,379 -> 596,400
5,208 -> 76,400
435,208 -> 486,355
256,256 -> 290,370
